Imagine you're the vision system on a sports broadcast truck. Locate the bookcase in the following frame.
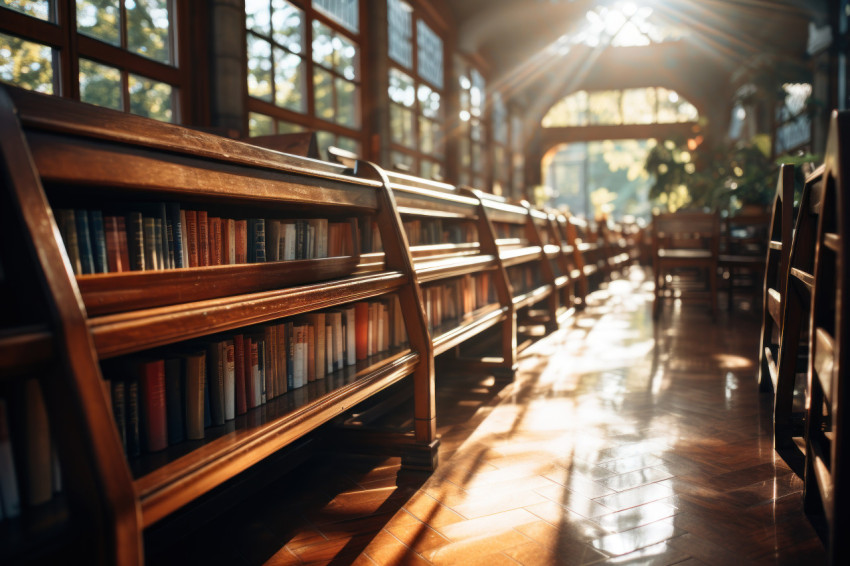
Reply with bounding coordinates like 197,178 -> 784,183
472,191 -> 559,352
387,172 -> 516,378
0,85 -> 437,564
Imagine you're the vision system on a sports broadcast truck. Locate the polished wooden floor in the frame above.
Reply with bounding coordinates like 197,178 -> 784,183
151,268 -> 825,565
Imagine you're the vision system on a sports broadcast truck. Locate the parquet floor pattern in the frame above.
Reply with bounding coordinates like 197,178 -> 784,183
155,268 -> 825,565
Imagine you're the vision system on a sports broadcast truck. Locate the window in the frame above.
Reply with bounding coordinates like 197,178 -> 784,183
246,0 -> 362,158
0,0 -> 184,123
387,0 -> 444,180
457,58 -> 486,189
491,92 -> 508,196
542,87 -> 698,127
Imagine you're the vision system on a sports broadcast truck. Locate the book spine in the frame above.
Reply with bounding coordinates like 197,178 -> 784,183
126,377 -> 141,457
164,358 -> 185,445
264,326 -> 276,400
267,220 -> 280,262
233,335 -> 247,415
89,210 -> 108,273
210,217 -> 222,266
354,302 -> 369,361
143,216 -> 157,271
76,209 -> 95,274
249,338 -> 260,407
157,202 -> 172,269
56,209 -> 82,275
104,215 -> 123,273
306,323 -> 315,382
167,202 -> 184,268
235,220 -> 248,264
185,352 -> 206,440
225,218 -> 236,264
244,337 -> 256,409
252,219 -> 266,263
276,322 -> 288,395
344,307 -> 356,366
283,222 -> 296,260
110,379 -> 127,452
208,342 -> 225,426
140,360 -> 168,452
185,210 -> 199,268
154,217 -> 165,270
293,325 -> 305,389
223,340 -> 235,420
286,322 -> 295,389
198,210 -> 209,267
256,337 -> 266,405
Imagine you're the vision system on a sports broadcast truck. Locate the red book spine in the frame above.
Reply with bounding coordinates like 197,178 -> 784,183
104,215 -> 123,272
235,220 -> 248,264
244,336 -> 255,409
354,302 -> 369,360
222,218 -> 233,265
140,360 -> 167,452
233,334 -> 247,415
198,210 -> 209,267
185,210 -> 199,267
210,217 -> 222,266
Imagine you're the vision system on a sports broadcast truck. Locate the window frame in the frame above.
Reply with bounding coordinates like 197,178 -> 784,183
0,0 -> 192,123
244,0 -> 366,156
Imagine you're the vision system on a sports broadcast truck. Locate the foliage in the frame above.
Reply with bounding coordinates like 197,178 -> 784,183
645,136 -> 779,214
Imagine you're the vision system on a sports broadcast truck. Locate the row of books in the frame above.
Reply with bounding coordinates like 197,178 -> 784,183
0,383 -> 61,523
423,273 -> 497,331
55,204 -> 356,275
507,264 -> 545,295
403,219 -> 475,247
101,297 -> 407,456
493,222 -> 527,242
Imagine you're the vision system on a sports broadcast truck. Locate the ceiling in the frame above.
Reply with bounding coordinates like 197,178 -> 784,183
445,0 -> 819,127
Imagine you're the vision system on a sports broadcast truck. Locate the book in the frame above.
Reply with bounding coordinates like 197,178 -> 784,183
0,399 -> 21,519
104,215 -> 130,273
275,322 -> 288,395
209,217 -> 222,266
267,220 -> 280,262
223,340 -> 235,420
154,217 -> 165,270
249,219 -> 266,263
164,358 -> 185,445
185,210 -> 199,268
285,322 -> 295,389
354,302 -> 369,361
244,336 -> 256,409
56,209 -> 82,275
156,202 -> 172,269
180,209 -> 190,267
142,216 -> 157,271
110,378 -> 127,453
233,335 -> 247,415
207,342 -> 225,426
292,324 -> 306,389
167,202 -> 184,268
249,337 -> 261,407
223,218 -> 236,265
304,312 -> 326,380
198,210 -> 210,267
257,337 -> 266,405
235,220 -> 248,264
126,377 -> 141,457
140,359 -> 168,452
306,323 -> 315,382
76,209 -> 95,274
264,326 -> 276,399
185,352 -> 206,440
343,306 -> 356,366
89,209 -> 108,273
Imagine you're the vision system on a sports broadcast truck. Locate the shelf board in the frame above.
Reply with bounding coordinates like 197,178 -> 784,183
513,284 -> 553,310
89,271 -> 408,358
499,245 -> 543,267
134,348 -> 419,528
78,256 -> 360,316
415,254 -> 498,283
789,267 -> 814,292
0,325 -> 53,379
432,304 -> 508,356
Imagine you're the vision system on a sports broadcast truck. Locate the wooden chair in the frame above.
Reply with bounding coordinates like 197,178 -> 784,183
718,210 -> 771,310
803,111 -> 850,565
652,211 -> 720,319
774,163 -> 825,474
758,165 -> 795,392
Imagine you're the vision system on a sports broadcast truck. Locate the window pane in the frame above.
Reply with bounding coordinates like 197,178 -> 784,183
0,32 -> 54,94
417,19 -> 443,89
247,34 -> 273,102
313,66 -> 334,121
128,74 -> 173,122
271,0 -> 302,53
3,0 -> 53,21
246,0 -> 271,36
417,84 -> 440,119
79,58 -> 122,110
336,34 -> 357,80
277,120 -> 304,134
312,20 -> 335,69
315,130 -> 334,160
127,0 -> 171,64
390,150 -> 414,172
389,68 -> 414,107
313,0 -> 359,33
390,104 -> 413,147
387,0 -> 412,68
274,47 -> 305,111
336,77 -> 358,128
249,112 -> 274,136
588,90 -> 622,125
622,87 -> 655,124
492,93 -> 507,144
335,134 -> 360,155
470,68 -> 484,116
76,0 -> 120,46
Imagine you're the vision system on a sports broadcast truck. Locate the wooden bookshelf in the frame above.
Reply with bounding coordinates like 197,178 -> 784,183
0,85 -> 437,564
386,172 -> 515,377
